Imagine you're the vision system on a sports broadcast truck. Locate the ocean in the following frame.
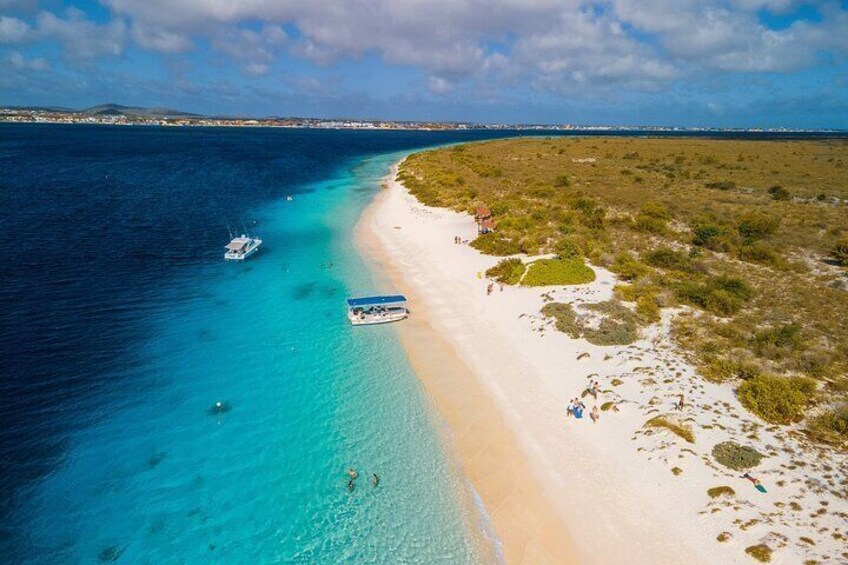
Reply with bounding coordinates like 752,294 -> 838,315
0,124 -> 525,564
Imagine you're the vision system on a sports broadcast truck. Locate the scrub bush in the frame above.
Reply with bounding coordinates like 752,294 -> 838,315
522,258 -> 595,286
737,374 -> 817,424
712,441 -> 764,471
485,258 -> 525,285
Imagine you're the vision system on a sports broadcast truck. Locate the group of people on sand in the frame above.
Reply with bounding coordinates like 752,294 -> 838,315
567,381 -> 606,424
346,468 -> 379,492
453,236 -> 467,245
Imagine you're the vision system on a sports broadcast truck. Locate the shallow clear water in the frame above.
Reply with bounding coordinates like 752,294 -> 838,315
0,125 -> 519,563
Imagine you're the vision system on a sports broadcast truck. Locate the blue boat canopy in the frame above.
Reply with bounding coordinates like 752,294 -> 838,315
346,295 -> 407,308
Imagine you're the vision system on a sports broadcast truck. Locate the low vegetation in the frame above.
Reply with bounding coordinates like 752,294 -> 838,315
707,486 -> 736,498
522,258 -> 595,286
646,416 -> 695,443
737,374 -> 817,425
711,441 -> 764,471
805,404 -> 848,447
745,544 -> 772,563
400,136 -> 848,449
485,258 -> 525,284
541,300 -> 640,345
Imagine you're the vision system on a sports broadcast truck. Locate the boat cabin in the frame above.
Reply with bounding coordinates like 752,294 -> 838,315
346,295 -> 409,326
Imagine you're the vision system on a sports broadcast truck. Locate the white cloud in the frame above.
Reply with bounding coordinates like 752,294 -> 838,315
0,15 -> 31,43
8,50 -> 48,70
130,23 -> 192,54
36,8 -> 126,62
7,0 -> 848,101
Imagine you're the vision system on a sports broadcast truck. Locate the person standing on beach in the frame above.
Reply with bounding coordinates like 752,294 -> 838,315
591,405 -> 600,423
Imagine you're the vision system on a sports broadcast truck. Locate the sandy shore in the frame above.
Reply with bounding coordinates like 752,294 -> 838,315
355,161 -> 847,564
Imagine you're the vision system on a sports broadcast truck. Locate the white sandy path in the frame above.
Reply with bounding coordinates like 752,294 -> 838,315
360,163 -> 848,565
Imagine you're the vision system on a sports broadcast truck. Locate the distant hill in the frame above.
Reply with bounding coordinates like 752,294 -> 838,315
4,103 -> 203,118
82,104 -> 203,118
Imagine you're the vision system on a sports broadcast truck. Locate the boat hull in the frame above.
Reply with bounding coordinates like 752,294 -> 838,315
224,241 -> 262,261
348,310 -> 408,326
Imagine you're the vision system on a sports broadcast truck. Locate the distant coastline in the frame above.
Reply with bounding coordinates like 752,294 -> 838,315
2,104 -> 845,133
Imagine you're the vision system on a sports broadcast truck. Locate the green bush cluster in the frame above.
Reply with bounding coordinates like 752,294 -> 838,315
470,233 -> 522,256
644,247 -> 693,271
738,211 -> 780,243
675,276 -> 752,316
485,258 -> 525,285
699,356 -> 761,383
555,237 -> 583,259
753,324 -> 805,360
691,218 -> 728,250
610,253 -> 650,281
522,258 -> 595,286
633,201 -> 671,234
711,441 -> 764,471
805,404 -> 848,446
737,374 -> 817,424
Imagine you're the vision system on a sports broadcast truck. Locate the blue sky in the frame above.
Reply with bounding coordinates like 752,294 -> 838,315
1,0 -> 847,127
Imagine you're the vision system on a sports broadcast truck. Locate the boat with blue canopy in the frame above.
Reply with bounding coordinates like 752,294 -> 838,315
346,295 -> 409,326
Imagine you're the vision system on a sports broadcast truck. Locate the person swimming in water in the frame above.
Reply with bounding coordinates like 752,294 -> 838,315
371,474 -> 379,487
348,468 -> 358,480
347,479 -> 355,492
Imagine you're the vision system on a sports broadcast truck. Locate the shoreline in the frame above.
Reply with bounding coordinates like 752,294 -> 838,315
355,167 -> 579,564
354,161 -> 716,563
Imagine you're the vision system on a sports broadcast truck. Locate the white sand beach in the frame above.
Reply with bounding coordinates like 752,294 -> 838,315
356,161 -> 848,565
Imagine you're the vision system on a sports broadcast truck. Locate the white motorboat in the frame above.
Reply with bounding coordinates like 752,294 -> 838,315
346,295 -> 409,326
224,234 -> 262,261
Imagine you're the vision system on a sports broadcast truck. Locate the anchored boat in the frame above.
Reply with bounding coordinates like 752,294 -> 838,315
224,234 -> 262,261
346,295 -> 409,326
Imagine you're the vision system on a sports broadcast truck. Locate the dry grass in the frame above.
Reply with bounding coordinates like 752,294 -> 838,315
400,136 -> 848,448
646,416 -> 695,443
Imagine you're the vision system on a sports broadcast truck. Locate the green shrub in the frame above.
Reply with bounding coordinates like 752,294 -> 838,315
737,374 -> 817,424
676,276 -> 752,316
485,258 -> 525,285
554,173 -> 570,187
635,295 -> 661,324
768,184 -> 790,200
712,441 -> 764,470
555,238 -> 583,259
610,253 -> 650,281
644,247 -> 692,271
471,233 -> 522,256
745,544 -> 772,563
522,258 -> 595,286
738,242 -> 780,265
700,357 -> 761,383
738,211 -> 780,243
805,404 -> 848,447
753,324 -> 805,359
541,302 -> 579,337
707,486 -> 735,498
832,238 -> 848,266
633,201 -> 671,234
691,220 -> 726,250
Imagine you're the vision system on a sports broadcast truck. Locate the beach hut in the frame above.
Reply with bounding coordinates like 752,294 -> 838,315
475,205 -> 493,234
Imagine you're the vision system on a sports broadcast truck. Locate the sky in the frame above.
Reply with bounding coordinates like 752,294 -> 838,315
1,0 -> 847,127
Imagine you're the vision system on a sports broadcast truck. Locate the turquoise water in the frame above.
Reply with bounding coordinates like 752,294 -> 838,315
2,131 -> 500,563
